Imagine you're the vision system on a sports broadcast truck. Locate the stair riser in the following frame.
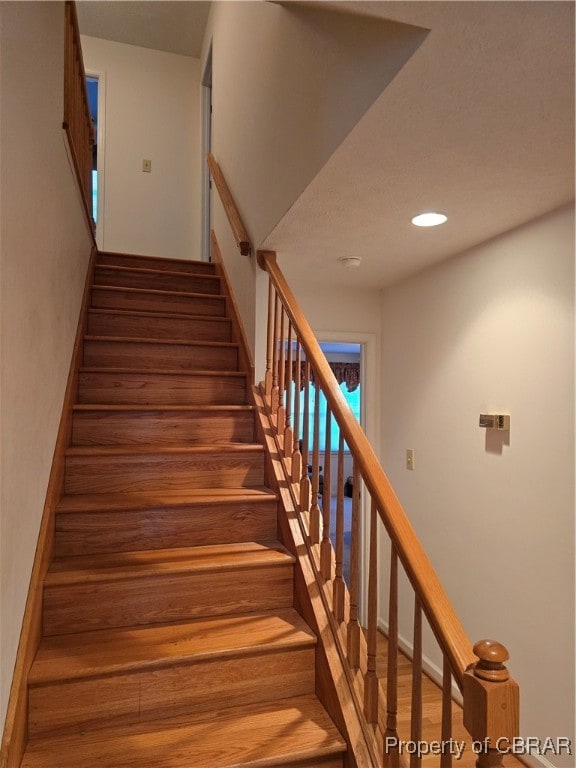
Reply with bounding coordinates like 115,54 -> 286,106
84,339 -> 238,372
71,410 -> 256,446
64,451 -> 265,494
29,648 -> 314,737
78,370 -> 248,406
88,312 -> 231,343
95,267 -> 220,295
92,287 -> 226,316
55,502 -> 278,556
43,565 -> 295,635
97,254 -> 216,275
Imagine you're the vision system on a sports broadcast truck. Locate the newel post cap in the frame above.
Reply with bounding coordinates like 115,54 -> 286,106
472,639 -> 510,682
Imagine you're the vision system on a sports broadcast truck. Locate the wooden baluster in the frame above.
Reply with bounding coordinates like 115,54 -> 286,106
364,499 -> 379,724
463,641 -> 519,768
264,278 -> 274,399
410,596 -> 423,768
441,656 -> 453,768
291,341 -> 302,483
384,544 -> 399,767
277,308 -> 286,440
284,323 -> 293,460
309,378 -> 321,546
299,362 -> 311,513
347,462 -> 361,668
332,433 -> 345,622
320,402 -> 332,580
271,292 -> 280,416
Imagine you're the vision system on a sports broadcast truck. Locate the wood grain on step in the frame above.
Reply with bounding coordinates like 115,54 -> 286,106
78,368 -> 248,406
55,489 -> 278,556
31,608 -> 315,682
22,695 -> 345,768
29,610 -> 316,736
71,404 -> 256,446
87,308 -> 231,342
96,252 -> 216,275
83,336 -> 239,372
94,265 -> 221,295
64,444 -> 265,494
43,543 -> 295,635
92,285 -> 226,316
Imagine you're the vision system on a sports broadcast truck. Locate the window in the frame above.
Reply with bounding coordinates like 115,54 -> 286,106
298,382 -> 361,452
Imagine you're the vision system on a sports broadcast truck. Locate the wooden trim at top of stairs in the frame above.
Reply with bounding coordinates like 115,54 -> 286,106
0,246 -> 97,768
210,230 -> 255,384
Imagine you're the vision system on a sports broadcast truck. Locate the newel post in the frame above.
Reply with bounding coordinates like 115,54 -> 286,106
463,640 -> 519,768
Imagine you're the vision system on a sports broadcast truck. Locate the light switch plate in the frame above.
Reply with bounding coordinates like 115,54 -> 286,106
406,449 -> 415,470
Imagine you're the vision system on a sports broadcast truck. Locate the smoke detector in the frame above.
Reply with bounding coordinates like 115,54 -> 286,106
339,256 -> 362,269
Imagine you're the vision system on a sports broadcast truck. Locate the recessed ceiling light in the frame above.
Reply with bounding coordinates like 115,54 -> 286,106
411,212 -> 448,227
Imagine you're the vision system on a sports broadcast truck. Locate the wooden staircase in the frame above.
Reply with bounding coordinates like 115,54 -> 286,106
21,252 -> 346,768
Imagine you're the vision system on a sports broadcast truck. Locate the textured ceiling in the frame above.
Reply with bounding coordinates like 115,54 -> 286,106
77,1 -> 574,291
76,1 -> 210,58
265,1 -> 575,289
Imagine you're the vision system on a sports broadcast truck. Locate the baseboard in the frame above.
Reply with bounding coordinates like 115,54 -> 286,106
377,617 -> 463,707
0,246 -> 96,768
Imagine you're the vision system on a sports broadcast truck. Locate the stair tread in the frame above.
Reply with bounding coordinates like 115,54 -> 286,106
97,252 -> 216,271
72,403 -> 254,413
93,284 -> 227,301
56,487 -> 277,514
95,264 -> 221,281
66,443 -> 264,456
22,694 -> 346,768
80,366 -> 247,377
30,608 -> 315,685
85,334 -> 238,348
88,307 -> 231,323
80,366 -> 246,376
46,541 -> 294,584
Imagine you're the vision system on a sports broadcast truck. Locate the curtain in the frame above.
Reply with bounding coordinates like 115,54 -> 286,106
288,362 -> 360,392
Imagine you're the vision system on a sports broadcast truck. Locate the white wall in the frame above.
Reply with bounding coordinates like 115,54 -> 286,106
0,2 -> 93,731
81,36 -> 201,260
380,206 -> 575,767
201,1 -> 426,363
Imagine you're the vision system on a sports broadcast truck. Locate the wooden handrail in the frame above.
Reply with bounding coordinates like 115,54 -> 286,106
207,153 -> 251,256
202,150 -> 519,765
63,1 -> 95,240
259,249 -> 475,683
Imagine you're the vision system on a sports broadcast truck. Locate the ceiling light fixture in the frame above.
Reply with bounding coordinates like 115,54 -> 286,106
411,212 -> 448,227
339,256 -> 362,269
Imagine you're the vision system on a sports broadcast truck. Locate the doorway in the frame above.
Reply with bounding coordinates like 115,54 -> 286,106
315,333 -> 378,621
201,45 -> 213,262
85,71 -> 105,249
316,342 -> 361,584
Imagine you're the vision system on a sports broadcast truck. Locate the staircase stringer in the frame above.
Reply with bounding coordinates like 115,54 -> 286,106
253,385 -> 381,768
0,246 -> 97,768
210,230 -> 254,384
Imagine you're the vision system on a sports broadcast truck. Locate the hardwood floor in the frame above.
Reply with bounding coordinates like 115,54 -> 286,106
376,632 -> 524,768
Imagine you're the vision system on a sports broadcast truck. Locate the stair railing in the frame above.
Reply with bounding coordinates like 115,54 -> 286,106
63,1 -> 95,237
206,152 -> 519,767
207,153 -> 252,256
256,249 -> 519,768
